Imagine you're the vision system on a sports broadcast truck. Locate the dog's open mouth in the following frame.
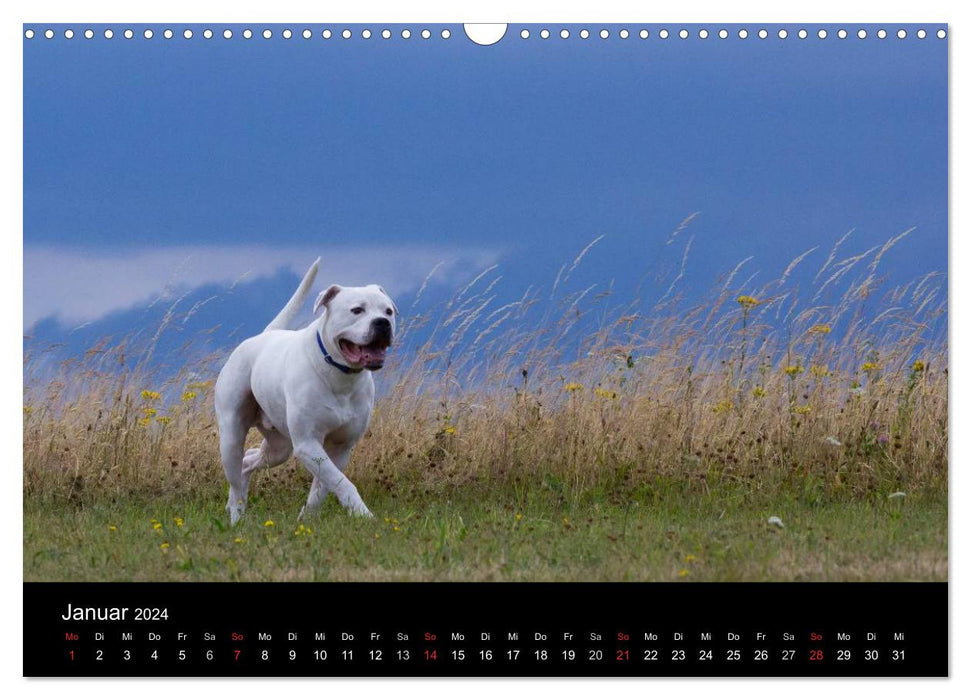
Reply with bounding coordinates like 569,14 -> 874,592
339,338 -> 391,369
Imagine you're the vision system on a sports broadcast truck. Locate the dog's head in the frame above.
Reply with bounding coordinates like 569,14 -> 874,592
314,284 -> 398,371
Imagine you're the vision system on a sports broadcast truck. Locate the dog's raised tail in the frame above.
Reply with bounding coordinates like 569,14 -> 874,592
264,258 -> 321,332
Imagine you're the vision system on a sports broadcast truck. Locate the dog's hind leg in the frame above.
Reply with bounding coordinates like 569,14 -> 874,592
215,391 -> 258,526
218,418 -> 250,526
215,351 -> 262,525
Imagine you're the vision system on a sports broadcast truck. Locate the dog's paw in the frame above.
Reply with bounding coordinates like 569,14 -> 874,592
333,480 -> 371,516
241,448 -> 262,473
226,500 -> 246,526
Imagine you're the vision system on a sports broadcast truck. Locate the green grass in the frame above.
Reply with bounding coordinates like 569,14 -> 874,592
23,477 -> 946,582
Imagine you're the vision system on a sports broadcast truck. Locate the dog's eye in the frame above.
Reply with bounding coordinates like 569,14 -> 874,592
351,307 -> 364,315
385,308 -> 393,316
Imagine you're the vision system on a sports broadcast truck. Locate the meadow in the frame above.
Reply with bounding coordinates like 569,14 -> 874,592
23,230 -> 948,581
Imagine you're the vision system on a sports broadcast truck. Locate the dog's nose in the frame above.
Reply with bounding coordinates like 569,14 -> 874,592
372,317 -> 391,329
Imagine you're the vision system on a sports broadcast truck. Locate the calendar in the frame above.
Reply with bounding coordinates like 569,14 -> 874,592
27,583 -> 945,676
22,21 -> 949,680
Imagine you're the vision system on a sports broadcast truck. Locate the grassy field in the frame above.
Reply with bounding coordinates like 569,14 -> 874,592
23,231 -> 948,582
23,478 -> 947,582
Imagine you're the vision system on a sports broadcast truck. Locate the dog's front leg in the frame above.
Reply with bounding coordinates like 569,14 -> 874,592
303,445 -> 353,512
293,440 -> 373,518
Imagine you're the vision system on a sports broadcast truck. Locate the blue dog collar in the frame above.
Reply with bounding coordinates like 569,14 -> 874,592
317,331 -> 361,374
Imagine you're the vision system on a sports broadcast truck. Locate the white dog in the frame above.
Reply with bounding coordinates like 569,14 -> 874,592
214,259 -> 396,524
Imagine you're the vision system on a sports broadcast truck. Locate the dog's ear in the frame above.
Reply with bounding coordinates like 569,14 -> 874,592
378,286 -> 399,316
313,285 -> 341,316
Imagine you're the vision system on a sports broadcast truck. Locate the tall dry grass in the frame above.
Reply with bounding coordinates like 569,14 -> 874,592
23,230 -> 947,506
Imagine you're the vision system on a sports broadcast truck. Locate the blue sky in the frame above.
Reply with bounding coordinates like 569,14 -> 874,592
23,24 -> 947,360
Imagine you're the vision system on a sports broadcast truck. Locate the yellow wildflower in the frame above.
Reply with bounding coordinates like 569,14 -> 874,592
679,568 -> 689,577
736,295 -> 760,308
137,417 -> 152,427
174,518 -> 184,528
108,525 -> 117,532
564,382 -> 584,393
515,513 -> 523,521
234,536 -> 245,544
861,362 -> 879,372
264,520 -> 275,528
594,388 -> 618,400
443,425 -> 456,435
793,405 -> 812,415
784,365 -> 804,377
141,407 -> 157,416
808,324 -> 832,335
160,542 -> 170,550
912,360 -> 925,372
181,391 -> 197,402
153,522 -> 163,530
752,386 -> 766,398
141,390 -> 161,401
155,416 -> 171,425
393,526 -> 400,532
684,554 -> 696,563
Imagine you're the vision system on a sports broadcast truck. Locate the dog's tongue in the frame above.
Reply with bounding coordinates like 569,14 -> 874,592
359,345 -> 387,366
340,339 -> 388,368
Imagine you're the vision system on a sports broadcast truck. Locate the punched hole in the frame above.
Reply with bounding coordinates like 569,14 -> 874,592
464,24 -> 506,45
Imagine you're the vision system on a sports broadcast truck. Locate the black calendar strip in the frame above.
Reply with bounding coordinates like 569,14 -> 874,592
24,582 -> 947,677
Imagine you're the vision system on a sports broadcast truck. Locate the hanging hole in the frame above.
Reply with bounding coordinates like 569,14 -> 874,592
463,23 -> 507,46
